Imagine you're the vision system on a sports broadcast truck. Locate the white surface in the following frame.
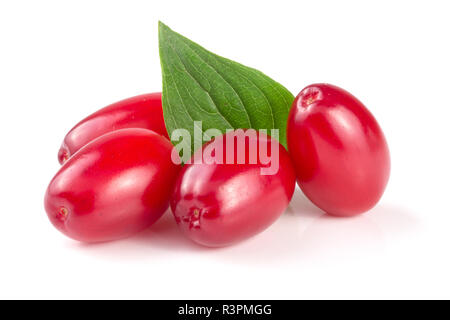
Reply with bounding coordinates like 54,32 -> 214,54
0,0 -> 449,299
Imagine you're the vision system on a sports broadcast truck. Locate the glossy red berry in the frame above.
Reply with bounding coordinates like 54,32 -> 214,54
287,83 -> 390,216
170,130 -> 296,247
45,128 -> 180,242
58,93 -> 168,164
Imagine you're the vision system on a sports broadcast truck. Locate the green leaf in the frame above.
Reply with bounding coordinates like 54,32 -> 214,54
158,21 -> 294,156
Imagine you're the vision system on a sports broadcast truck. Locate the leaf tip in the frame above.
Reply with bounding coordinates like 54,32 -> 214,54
158,21 -> 170,35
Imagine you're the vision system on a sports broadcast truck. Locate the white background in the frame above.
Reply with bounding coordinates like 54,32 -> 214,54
0,0 -> 449,299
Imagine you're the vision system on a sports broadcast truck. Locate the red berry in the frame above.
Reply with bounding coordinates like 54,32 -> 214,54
170,130 -> 296,247
45,128 -> 180,242
58,93 -> 168,164
287,83 -> 390,216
